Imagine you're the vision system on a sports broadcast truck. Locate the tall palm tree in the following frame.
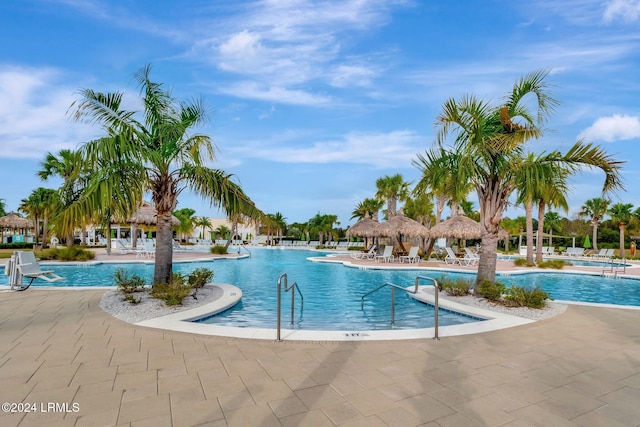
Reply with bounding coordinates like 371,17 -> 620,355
579,198 -> 610,252
375,174 -> 410,218
67,65 -> 261,285
0,198 -> 6,217
351,198 -> 384,222
38,148 -> 87,245
173,208 -> 196,242
214,225 -> 230,240
544,211 -> 562,247
19,188 -> 59,247
194,216 -> 212,240
434,70 -> 624,287
608,202 -> 634,258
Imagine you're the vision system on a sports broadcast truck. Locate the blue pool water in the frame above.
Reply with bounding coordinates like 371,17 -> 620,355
3,249 -> 639,330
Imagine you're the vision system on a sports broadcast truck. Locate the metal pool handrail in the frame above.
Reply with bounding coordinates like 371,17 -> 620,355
360,280 -> 421,327
415,275 -> 441,340
276,273 -> 304,342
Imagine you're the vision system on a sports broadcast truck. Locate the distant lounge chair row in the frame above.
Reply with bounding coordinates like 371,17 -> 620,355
445,247 -> 476,266
562,247 -> 586,257
590,248 -> 614,259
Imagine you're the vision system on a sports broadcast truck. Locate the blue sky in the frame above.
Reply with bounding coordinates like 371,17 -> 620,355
1,0 -> 639,227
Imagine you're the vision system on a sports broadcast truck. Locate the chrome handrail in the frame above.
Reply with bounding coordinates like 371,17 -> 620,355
415,275 -> 440,340
276,273 -> 304,342
240,243 -> 252,258
360,281 -> 420,326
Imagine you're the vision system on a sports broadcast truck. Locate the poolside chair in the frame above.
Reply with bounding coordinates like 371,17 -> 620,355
172,240 -> 185,251
136,241 -> 155,258
350,245 -> 377,260
444,247 -> 469,266
590,248 -> 607,258
463,248 -> 480,265
14,251 -> 63,290
375,246 -> 394,263
113,239 -> 134,254
399,246 -> 420,263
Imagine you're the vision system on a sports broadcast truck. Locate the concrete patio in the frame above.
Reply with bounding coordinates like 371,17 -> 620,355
1,289 -> 639,426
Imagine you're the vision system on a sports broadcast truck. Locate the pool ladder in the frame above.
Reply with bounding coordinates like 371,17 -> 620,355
602,258 -> 626,278
360,275 -> 441,340
276,273 -> 304,342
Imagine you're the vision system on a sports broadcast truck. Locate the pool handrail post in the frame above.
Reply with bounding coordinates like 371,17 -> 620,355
360,281 -> 422,326
276,272 -> 304,342
415,275 -> 440,340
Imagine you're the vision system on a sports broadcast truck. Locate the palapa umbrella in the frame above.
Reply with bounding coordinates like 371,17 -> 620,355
346,217 -> 382,250
0,212 -> 34,243
376,213 -> 430,253
113,202 -> 180,249
429,215 -> 508,240
346,217 -> 382,238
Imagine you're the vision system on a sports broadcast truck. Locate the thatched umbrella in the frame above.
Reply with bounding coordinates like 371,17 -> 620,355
112,202 -> 180,249
0,212 -> 34,243
429,214 -> 509,240
346,217 -> 382,238
346,217 -> 382,250
377,213 -> 430,253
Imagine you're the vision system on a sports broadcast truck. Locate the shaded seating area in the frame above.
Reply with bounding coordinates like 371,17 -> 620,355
445,247 -> 470,266
350,245 -> 377,260
375,245 -> 395,263
399,246 -> 420,263
5,251 -> 63,291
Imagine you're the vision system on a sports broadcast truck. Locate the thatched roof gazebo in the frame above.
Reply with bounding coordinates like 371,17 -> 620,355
126,201 -> 180,226
429,215 -> 509,240
377,213 -> 430,253
346,217 -> 382,239
0,211 -> 33,229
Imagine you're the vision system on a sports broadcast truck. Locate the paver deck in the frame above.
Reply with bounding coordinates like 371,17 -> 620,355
1,288 -> 639,426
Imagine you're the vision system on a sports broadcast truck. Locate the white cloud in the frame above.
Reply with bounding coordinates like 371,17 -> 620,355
0,66 -> 102,159
603,0 -> 640,23
233,130 -> 424,168
578,114 -> 640,142
329,64 -> 378,88
218,81 -> 332,105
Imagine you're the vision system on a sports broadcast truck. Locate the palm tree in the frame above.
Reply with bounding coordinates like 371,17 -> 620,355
194,216 -> 212,241
19,188 -> 59,247
434,70 -> 624,287
308,213 -> 338,244
173,208 -> 196,242
268,212 -> 287,241
0,198 -> 6,217
214,225 -> 230,240
579,198 -> 610,252
544,211 -> 562,247
608,202 -> 634,258
375,174 -> 410,218
67,65 -> 261,285
351,198 -> 384,222
38,148 -> 86,245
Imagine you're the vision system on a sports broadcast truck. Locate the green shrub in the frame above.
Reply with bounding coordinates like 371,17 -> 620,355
113,268 -> 147,304
504,285 -> 550,309
151,273 -> 193,306
0,242 -> 34,250
36,246 -> 96,261
537,259 -> 567,269
211,245 -> 227,254
513,257 -> 534,267
439,277 -> 472,296
347,246 -> 365,251
188,268 -> 214,299
476,280 -> 506,301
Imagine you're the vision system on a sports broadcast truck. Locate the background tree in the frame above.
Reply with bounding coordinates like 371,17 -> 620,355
67,65 -> 261,285
193,216 -> 212,240
173,208 -> 196,242
579,198 -> 610,252
19,187 -> 59,247
608,202 -> 633,257
351,198 -> 384,222
0,198 -> 6,217
543,211 -> 562,247
213,225 -> 230,240
375,174 -> 410,218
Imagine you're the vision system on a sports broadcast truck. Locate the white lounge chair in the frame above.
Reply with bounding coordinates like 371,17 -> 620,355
136,241 -> 155,258
15,251 -> 63,289
590,248 -> 607,258
445,247 -> 470,266
172,240 -> 185,251
399,246 -> 420,263
113,239 -> 134,254
375,246 -> 394,263
350,245 -> 377,260
463,248 -> 480,265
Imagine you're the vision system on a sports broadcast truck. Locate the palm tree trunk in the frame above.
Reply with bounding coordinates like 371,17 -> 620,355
620,222 -> 625,258
476,232 -> 498,293
154,212 -> 174,285
42,216 -> 49,248
592,220 -> 599,252
525,200 -> 534,265
536,200 -> 545,262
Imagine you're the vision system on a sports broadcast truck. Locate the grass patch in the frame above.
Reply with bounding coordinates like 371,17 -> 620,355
537,259 -> 568,269
211,245 -> 227,254
36,246 -> 95,261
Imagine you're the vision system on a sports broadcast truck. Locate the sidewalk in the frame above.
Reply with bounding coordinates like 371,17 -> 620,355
1,289 -> 639,426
